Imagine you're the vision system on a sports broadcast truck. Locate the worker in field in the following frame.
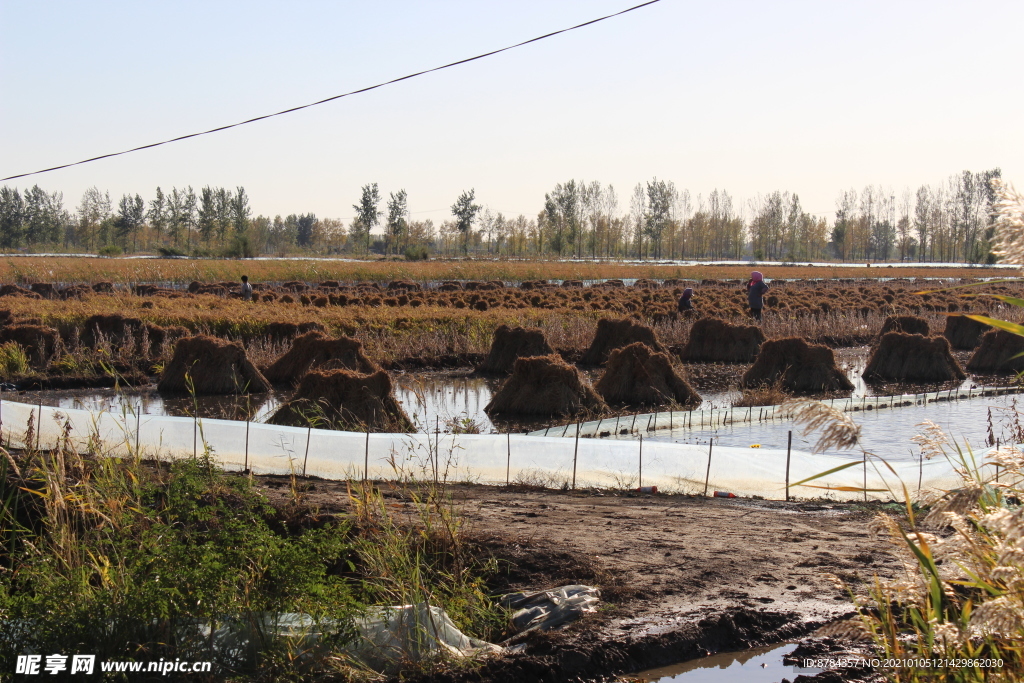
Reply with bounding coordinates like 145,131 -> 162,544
241,275 -> 253,302
677,287 -> 694,312
745,271 -> 769,321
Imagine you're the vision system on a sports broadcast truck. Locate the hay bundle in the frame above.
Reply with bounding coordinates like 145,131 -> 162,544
680,318 -> 765,363
0,285 -> 40,299
580,318 -> 667,366
387,280 -> 421,292
82,314 -> 142,347
158,335 -> 270,394
0,325 -> 58,365
741,337 -> 853,393
595,342 -> 701,407
944,315 -> 990,350
264,321 -> 326,342
880,315 -> 929,336
60,284 -> 93,299
269,369 -> 412,432
967,330 -> 1024,373
29,283 -> 56,298
485,354 -> 607,417
476,325 -> 553,374
863,333 -> 966,382
263,331 -> 379,385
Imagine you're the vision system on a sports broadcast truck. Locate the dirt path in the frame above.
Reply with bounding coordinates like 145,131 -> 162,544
258,476 -> 897,681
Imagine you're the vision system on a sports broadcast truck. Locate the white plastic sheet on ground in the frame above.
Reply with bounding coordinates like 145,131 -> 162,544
501,585 -> 601,633
182,605 -> 501,673
0,398 -> 982,501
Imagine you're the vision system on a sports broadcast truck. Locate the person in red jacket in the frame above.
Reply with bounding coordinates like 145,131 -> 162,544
745,271 -> 769,321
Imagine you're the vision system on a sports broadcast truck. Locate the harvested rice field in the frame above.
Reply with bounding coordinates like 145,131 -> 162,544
2,259 -> 1023,682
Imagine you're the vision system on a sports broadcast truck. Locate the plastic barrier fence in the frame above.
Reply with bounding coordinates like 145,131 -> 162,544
0,398 -> 988,502
528,386 -> 1024,439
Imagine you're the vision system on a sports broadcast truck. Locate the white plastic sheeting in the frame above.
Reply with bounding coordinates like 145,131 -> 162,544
182,605 -> 500,673
0,398 -> 976,501
501,586 -> 601,633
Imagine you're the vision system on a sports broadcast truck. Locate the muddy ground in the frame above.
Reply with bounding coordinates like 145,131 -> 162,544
257,476 -> 897,682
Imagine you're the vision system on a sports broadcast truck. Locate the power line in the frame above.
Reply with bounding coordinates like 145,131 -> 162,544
2,0 -> 662,183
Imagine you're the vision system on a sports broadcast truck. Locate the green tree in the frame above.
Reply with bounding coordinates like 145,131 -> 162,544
385,189 -> 408,255
116,193 -> 145,252
643,178 -> 674,259
296,213 -> 317,248
451,189 -> 480,255
148,187 -> 167,242
352,183 -> 381,253
230,186 -> 251,235
0,187 -> 24,249
197,186 -> 217,245
214,187 -> 232,243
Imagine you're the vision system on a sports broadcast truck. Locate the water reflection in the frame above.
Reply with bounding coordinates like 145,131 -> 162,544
644,391 -> 1024,461
8,356 -> 1021,452
630,642 -> 821,682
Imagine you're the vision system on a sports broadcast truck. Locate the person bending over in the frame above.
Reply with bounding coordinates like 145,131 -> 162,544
677,287 -> 694,312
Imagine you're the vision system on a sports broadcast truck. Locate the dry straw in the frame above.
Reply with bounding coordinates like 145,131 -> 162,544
785,398 -> 861,452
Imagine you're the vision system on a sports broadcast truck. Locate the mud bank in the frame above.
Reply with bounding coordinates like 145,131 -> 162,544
405,608 -> 815,683
254,477 -> 898,682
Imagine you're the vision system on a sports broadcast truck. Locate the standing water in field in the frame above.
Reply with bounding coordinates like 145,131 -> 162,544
629,642 -> 822,682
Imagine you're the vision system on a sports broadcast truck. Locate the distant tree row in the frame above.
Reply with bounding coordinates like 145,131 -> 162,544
0,169 -> 1003,262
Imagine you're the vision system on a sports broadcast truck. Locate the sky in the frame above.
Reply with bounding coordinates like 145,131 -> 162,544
2,0 -> 1022,225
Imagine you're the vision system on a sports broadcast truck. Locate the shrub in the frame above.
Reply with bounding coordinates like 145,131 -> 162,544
97,244 -> 122,257
404,244 -> 430,261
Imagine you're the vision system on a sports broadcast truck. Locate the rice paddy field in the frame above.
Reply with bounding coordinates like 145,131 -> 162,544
2,257 -> 1023,682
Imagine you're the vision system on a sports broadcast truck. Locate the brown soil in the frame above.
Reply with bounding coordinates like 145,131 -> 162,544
256,477 -> 898,682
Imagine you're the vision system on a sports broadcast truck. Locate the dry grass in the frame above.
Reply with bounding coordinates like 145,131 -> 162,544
0,256 -> 1009,285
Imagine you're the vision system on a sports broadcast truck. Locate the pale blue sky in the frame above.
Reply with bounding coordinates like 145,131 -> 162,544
2,0 -> 1021,223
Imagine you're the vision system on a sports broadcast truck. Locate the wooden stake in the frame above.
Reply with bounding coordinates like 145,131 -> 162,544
785,430 -> 792,502
703,440 -> 713,497
572,422 -> 580,489
638,434 -> 643,489
302,425 -> 312,476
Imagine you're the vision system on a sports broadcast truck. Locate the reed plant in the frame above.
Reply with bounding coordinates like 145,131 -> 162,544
793,180 -> 1024,682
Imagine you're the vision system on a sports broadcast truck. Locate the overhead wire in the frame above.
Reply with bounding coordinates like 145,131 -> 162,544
1,0 -> 662,183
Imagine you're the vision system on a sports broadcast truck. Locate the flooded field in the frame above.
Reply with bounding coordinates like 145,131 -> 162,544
13,344 -> 1020,461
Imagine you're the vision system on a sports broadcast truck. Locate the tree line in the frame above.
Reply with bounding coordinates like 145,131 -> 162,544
0,168 -> 1003,262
